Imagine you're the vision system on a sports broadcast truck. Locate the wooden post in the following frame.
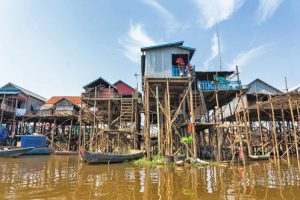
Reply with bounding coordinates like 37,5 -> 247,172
145,80 -> 151,160
78,96 -> 83,153
68,117 -> 73,151
108,100 -> 111,128
0,93 -> 6,124
281,105 -> 289,159
51,117 -> 56,149
215,90 -> 221,161
166,80 -> 173,156
241,95 -> 251,156
91,97 -> 97,151
188,79 -> 197,158
269,95 -> 279,157
156,85 -> 161,155
256,95 -> 264,154
235,94 -> 246,165
288,97 -> 299,159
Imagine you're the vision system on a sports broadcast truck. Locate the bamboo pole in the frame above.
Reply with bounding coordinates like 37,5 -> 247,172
166,80 -> 172,156
188,78 -> 197,158
155,85 -> 161,155
68,117 -> 73,151
256,96 -> 264,154
145,80 -> 151,160
215,90 -> 221,161
241,95 -> 251,156
281,105 -> 289,159
269,95 -> 279,157
0,93 -> 5,124
235,94 -> 246,165
51,117 -> 56,149
288,97 -> 299,159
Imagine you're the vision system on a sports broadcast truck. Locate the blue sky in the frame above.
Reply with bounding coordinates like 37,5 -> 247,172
0,0 -> 299,98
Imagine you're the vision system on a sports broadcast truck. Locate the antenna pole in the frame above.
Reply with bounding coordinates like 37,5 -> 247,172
285,76 -> 288,92
216,23 -> 222,71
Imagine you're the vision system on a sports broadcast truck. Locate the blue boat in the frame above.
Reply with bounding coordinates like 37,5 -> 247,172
0,147 -> 34,157
15,135 -> 53,155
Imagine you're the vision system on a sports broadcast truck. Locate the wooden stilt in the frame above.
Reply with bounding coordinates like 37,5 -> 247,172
269,95 -> 279,157
288,97 -> 299,159
188,78 -> 197,158
281,105 -> 289,159
256,96 -> 264,154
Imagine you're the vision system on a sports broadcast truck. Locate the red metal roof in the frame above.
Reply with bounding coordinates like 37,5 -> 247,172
47,96 -> 81,105
113,80 -> 136,95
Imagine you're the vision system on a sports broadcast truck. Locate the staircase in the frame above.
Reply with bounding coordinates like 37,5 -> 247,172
120,98 -> 134,125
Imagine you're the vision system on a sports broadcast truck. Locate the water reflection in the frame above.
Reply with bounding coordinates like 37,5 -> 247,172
0,156 -> 300,199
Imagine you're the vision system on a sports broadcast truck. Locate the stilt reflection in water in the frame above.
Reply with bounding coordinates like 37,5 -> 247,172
0,156 -> 300,199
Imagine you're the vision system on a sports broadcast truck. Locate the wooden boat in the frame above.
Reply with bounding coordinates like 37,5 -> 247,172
80,149 -> 144,164
54,151 -> 78,155
0,147 -> 34,157
15,135 -> 53,155
249,154 -> 270,161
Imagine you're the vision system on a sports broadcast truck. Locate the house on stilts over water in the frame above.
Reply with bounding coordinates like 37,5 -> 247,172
141,41 -> 248,162
79,77 -> 142,153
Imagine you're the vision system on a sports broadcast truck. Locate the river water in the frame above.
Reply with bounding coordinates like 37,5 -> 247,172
0,155 -> 300,200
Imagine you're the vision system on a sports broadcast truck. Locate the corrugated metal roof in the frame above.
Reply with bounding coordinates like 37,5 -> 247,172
141,41 -> 196,58
0,88 -> 20,95
246,79 -> 282,94
83,77 -> 117,90
0,83 -> 46,102
46,96 -> 81,105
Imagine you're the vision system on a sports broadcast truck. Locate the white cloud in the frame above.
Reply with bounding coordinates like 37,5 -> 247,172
204,33 -> 219,70
194,0 -> 245,29
257,0 -> 283,23
142,0 -> 181,34
229,45 -> 267,70
119,23 -> 156,63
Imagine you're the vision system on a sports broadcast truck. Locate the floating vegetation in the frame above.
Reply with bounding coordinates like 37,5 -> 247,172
132,156 -> 166,166
182,187 -> 194,196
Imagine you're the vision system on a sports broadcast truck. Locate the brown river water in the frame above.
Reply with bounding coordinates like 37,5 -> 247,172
0,155 -> 300,200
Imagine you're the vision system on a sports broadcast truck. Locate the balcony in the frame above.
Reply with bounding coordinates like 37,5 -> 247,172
198,80 -> 242,91
0,103 -> 15,113
172,65 -> 195,77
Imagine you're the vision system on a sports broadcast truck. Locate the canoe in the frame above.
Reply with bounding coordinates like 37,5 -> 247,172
249,154 -> 270,161
80,149 -> 144,164
0,147 -> 34,157
54,151 -> 78,155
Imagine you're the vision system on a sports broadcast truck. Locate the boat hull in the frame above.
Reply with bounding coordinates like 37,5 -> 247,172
54,151 -> 78,155
249,154 -> 270,161
81,150 -> 144,164
0,147 -> 34,157
23,147 -> 53,155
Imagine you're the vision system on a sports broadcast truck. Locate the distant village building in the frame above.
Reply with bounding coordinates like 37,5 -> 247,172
287,84 -> 300,93
38,96 -> 81,116
0,82 -> 46,120
223,78 -> 282,118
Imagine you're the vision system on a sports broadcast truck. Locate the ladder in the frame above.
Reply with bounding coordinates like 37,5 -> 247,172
193,89 -> 208,121
120,98 -> 133,125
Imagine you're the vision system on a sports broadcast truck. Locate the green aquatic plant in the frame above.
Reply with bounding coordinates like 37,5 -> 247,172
132,156 -> 166,166
209,161 -> 221,166
180,136 -> 193,144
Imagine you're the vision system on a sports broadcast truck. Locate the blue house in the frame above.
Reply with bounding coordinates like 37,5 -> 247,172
141,41 -> 196,78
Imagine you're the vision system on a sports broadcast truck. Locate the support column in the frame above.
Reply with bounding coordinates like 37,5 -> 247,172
188,79 -> 197,158
269,95 -> 279,157
145,80 -> 151,160
288,97 -> 299,159
156,85 -> 161,155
